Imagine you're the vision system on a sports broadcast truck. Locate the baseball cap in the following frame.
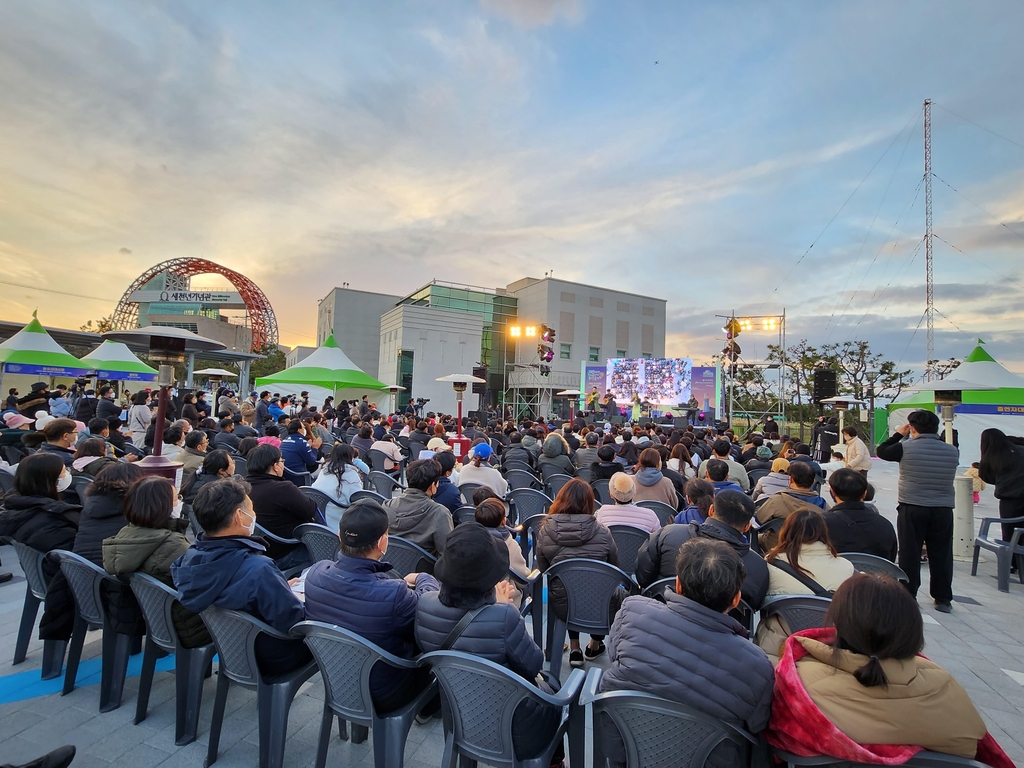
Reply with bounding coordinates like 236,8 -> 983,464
473,443 -> 493,460
339,499 -> 390,548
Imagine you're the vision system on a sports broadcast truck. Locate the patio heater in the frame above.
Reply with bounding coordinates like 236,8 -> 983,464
102,327 -> 226,480
436,373 -> 487,459
818,396 -> 867,441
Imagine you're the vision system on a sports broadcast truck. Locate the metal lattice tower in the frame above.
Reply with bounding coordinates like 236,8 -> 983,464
924,98 -> 934,379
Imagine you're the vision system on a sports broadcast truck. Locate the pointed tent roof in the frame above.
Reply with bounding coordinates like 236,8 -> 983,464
0,312 -> 92,377
255,333 -> 386,392
80,340 -> 158,381
891,340 -> 1024,408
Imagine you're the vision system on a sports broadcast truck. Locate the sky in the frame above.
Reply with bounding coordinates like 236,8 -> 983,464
2,0 -> 1024,375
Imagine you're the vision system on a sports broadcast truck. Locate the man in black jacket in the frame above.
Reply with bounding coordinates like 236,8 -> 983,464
635,490 -> 769,610
96,386 -> 122,421
245,444 -> 319,570
823,469 -> 898,561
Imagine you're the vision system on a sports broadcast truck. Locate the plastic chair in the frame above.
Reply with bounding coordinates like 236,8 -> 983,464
282,466 -> 312,487
591,479 -> 613,506
750,517 -> 784,557
508,568 -> 545,650
381,536 -> 437,577
422,650 -> 585,768
747,468 -> 770,488
70,475 -> 93,499
539,462 -> 566,482
502,460 -> 536,476
458,483 -> 483,506
507,488 -> 552,564
55,551 -> 139,712
971,513 -> 1024,593
505,469 -> 542,492
0,469 -> 14,494
369,471 -> 405,499
298,487 -> 333,522
254,524 -> 309,576
544,559 -> 638,676
295,522 -> 340,563
840,552 -> 910,583
396,435 -> 411,455
232,456 -> 247,476
453,505 -> 478,526
635,500 -> 677,527
293,622 -> 438,768
546,473 -> 574,499
760,596 -> 831,635
773,749 -> 990,767
607,525 -> 650,576
640,577 -> 676,601
574,466 -> 592,483
130,574 -> 217,745
578,667 -> 758,768
200,606 -> 317,768
11,542 -> 66,679
364,449 -> 392,473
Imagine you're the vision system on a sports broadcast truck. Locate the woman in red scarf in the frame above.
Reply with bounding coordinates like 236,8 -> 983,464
767,573 -> 1014,767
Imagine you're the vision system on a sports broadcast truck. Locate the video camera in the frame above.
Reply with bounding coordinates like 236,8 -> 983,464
415,397 -> 430,405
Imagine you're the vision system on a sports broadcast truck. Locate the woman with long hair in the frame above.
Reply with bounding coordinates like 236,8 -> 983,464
311,443 -> 369,529
535,478 -> 618,668
73,462 -> 146,565
978,427 -> 1024,558
616,433 -> 640,467
673,478 -> 714,524
667,442 -> 696,479
767,574 -> 1013,766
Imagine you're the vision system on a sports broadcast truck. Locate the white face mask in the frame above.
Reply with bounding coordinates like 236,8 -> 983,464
56,473 -> 72,493
171,498 -> 183,519
239,507 -> 256,536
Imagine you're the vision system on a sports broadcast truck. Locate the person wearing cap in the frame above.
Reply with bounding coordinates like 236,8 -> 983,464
304,499 -> 440,711
751,457 -> 792,501
17,382 -> 50,416
383,459 -> 453,557
5,387 -> 19,412
455,443 -> 508,497
595,473 -> 662,533
39,418 -> 84,469
415,522 -> 565,765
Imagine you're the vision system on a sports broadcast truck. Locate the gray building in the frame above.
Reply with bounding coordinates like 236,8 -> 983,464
316,288 -> 403,383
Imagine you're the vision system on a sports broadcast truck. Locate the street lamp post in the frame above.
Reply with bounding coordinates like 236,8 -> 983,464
436,373 -> 487,459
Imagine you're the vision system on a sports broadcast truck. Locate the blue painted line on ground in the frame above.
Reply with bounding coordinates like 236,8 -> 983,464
0,653 -> 177,705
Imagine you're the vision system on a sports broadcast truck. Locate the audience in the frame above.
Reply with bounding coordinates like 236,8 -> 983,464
590,444 -> 624,481
73,462 -> 145,565
672,478 -> 714,524
70,437 -> 117,478
697,439 -> 751,491
752,457 -> 791,500
369,431 -> 404,474
573,431 -> 600,471
245,444 -> 319,570
538,434 -> 576,477
177,430 -> 208,479
181,449 -> 235,506
456,444 -> 508,497
383,459 -> 453,557
39,417 -> 81,468
280,420 -> 321,475
430,451 -> 462,514
705,458 -> 743,494
500,431 -> 536,469
594,473 -> 661,532
310,443 -> 367,530
755,461 -> 827,550
823,469 -> 897,561
475,497 -> 530,578
631,448 -> 678,508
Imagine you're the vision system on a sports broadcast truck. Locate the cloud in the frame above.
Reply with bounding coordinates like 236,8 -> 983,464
480,0 -> 583,28
119,247 -> 132,254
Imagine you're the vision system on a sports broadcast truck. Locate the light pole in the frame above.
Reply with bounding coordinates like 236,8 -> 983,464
819,396 -> 867,442
865,369 -> 880,456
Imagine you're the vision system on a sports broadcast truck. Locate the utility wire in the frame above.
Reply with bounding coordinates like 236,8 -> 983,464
932,173 -> 1024,243
933,307 -> 971,336
932,233 -> 1024,289
897,309 -> 928,367
934,103 -> 1024,153
0,279 -> 117,304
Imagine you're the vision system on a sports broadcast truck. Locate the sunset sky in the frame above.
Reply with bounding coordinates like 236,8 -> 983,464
2,0 -> 1023,373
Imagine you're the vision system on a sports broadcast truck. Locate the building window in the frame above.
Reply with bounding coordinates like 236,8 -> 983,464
589,347 -> 600,362
560,343 -> 572,359
642,352 -> 652,359
616,349 -> 627,358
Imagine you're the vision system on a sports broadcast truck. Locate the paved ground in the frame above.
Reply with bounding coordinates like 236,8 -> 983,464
0,458 -> 1022,767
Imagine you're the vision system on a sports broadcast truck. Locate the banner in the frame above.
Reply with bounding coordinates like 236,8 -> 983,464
4,363 -> 91,377
97,370 -> 158,382
690,366 -> 718,413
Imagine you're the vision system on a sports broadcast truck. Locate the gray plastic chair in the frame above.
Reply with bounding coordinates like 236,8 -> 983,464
502,460 -> 536,476
55,550 -> 139,711
546,473 -> 574,499
574,466 -> 592,483
773,749 -> 990,767
298,487 -> 333,523
130,573 -> 217,745
453,505 -> 478,526
760,596 -> 832,635
293,621 -> 438,768
508,488 -> 553,566
539,462 -> 566,482
607,525 -> 651,577
640,577 -> 675,601
505,469 -> 542,492
282,466 -> 312,487
70,474 -> 93,499
578,667 -> 758,768
351,489 -> 388,505
508,568 -> 545,650
971,513 -> 1024,593
365,449 -> 394,473
295,522 -> 340,563
253,523 -> 310,576
422,650 -> 585,768
200,606 -> 317,768
635,500 -> 677,526
544,559 -> 638,676
459,482 -> 483,506
11,542 -> 66,679
369,471 -> 405,498
381,536 -> 437,577
591,479 -> 613,506
840,552 -> 909,583
232,456 -> 247,475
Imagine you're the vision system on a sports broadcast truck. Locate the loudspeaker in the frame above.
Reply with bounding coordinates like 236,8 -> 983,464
813,370 -> 837,403
472,367 -> 488,394
673,417 -> 689,429
610,416 -> 625,425
468,410 -> 487,424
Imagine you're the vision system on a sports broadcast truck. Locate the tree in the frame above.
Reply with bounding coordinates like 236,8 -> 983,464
926,357 -> 962,381
80,315 -> 114,333
816,341 -> 912,402
250,344 -> 287,381
767,339 -> 820,442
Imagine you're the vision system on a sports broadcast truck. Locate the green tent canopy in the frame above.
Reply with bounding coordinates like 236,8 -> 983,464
255,333 -> 386,396
80,340 -> 158,382
0,312 -> 92,377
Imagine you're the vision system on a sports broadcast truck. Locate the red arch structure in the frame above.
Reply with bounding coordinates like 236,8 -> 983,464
111,258 -> 279,352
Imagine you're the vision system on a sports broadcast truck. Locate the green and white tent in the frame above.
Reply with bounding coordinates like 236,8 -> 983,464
888,340 -> 1024,463
255,333 -> 386,405
80,340 -> 158,382
0,312 -> 92,379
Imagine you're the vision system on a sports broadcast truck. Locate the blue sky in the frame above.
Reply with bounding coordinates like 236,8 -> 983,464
1,0 -> 1023,372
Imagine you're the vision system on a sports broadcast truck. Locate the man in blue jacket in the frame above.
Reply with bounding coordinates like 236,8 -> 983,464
304,499 -> 439,712
280,420 -> 323,474
172,476 -> 310,675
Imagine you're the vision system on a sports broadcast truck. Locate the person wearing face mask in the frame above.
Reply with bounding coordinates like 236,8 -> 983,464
104,475 -> 211,649
841,426 -> 871,478
38,417 -> 84,468
244,444 -> 320,570
172,477 -> 310,675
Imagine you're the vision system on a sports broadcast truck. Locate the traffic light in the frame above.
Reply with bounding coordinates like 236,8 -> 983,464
537,324 -> 555,363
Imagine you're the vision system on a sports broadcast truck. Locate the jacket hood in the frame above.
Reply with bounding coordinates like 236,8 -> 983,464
171,536 -> 266,613
522,435 -> 538,449
544,513 -> 602,546
486,525 -> 513,543
104,524 -> 180,574
634,467 -> 664,487
542,436 -> 565,458
697,517 -> 751,554
73,456 -> 108,472
386,490 -> 442,535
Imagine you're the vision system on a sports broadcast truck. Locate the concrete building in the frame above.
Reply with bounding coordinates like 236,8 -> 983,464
316,288 -> 403,383
285,345 -> 316,368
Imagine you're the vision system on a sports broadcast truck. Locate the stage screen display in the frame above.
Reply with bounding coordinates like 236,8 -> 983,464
606,358 -> 693,408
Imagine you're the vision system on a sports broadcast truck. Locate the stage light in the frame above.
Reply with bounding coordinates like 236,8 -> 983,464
510,326 -> 522,338
762,318 -> 777,331
525,326 -> 537,337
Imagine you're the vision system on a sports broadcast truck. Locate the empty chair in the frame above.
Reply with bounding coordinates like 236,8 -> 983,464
295,522 -> 341,563
591,479 -> 613,506
452,505 -> 478,526
546,473 -> 574,499
971,513 -> 1024,593
381,536 -> 437,578
369,471 -> 404,499
351,489 -> 388,505
298,487 -> 333,523
130,574 -> 217,745
579,667 -> 758,768
55,550 -> 140,712
11,541 -> 66,678
544,558 -> 638,676
458,482 -> 483,506
607,524 -> 650,576
201,606 -> 317,768
574,465 -> 592,483
281,466 -> 311,487
841,552 -> 909,583
505,469 -> 542,492
423,650 -> 585,768
635,499 -> 677,527
294,622 -> 438,768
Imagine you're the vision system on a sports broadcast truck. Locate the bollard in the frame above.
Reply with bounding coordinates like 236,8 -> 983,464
953,474 -> 974,561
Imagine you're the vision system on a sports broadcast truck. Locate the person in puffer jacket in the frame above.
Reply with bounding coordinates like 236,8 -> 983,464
631,448 -> 678,508
383,459 -> 453,558
103,475 -> 211,648
415,522 -> 563,766
535,478 -> 619,668
537,434 -> 576,477
599,538 -> 774,768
